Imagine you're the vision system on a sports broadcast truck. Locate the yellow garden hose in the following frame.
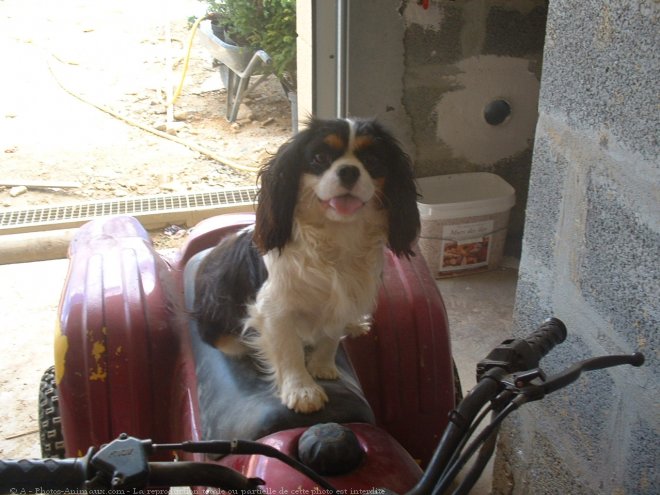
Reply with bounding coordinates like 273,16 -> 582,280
170,14 -> 209,106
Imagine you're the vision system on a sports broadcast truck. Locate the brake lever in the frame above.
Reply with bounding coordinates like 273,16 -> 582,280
500,352 -> 645,406
500,368 -> 548,403
542,352 -> 644,395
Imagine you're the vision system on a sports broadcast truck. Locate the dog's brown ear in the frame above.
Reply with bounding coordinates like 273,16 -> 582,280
253,139 -> 304,254
382,140 -> 420,258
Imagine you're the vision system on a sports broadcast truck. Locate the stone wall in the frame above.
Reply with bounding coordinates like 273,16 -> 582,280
493,1 -> 659,493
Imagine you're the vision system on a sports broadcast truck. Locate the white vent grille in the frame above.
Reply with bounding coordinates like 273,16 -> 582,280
0,186 -> 258,234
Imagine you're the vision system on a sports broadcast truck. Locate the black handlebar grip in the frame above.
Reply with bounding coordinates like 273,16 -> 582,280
522,317 -> 567,367
0,454 -> 90,492
477,317 -> 569,379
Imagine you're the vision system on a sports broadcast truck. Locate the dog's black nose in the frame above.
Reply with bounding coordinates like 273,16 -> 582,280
338,165 -> 360,188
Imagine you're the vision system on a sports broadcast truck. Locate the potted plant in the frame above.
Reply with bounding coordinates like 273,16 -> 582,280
205,0 -> 296,92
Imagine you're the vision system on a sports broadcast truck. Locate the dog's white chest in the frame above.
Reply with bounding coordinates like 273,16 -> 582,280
257,242 -> 383,340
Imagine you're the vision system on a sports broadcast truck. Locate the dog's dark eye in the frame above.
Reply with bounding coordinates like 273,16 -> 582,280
360,154 -> 386,178
309,152 -> 332,173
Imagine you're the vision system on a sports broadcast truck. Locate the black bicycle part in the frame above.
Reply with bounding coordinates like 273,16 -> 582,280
448,390 -> 516,495
154,439 -> 340,494
148,463 -> 264,492
405,367 -> 505,495
432,398 -> 522,495
408,317 -> 644,495
438,352 -> 644,495
0,449 -> 92,492
434,356 -> 645,494
89,434 -> 152,489
476,317 -> 567,381
407,318 -> 565,495
451,419 -> 498,495
542,352 -> 644,394
88,435 -> 264,493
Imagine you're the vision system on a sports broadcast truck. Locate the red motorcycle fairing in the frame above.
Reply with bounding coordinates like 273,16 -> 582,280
56,216 -> 181,455
55,214 -> 455,488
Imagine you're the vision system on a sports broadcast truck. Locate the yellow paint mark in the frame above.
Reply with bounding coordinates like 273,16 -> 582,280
89,339 -> 107,382
54,321 -> 69,385
91,340 -> 106,360
115,345 -> 123,356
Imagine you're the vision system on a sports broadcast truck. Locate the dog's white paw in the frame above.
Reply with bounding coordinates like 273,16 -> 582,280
280,380 -> 328,413
346,320 -> 371,337
307,361 -> 340,380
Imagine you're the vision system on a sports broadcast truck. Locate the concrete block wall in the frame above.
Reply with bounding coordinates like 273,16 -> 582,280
493,1 -> 659,494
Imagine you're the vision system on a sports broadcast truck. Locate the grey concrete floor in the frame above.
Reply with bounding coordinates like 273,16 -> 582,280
439,262 -> 519,393
0,256 -> 518,494
437,262 -> 519,495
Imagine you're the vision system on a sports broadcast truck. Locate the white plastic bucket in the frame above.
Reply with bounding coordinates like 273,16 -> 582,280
416,173 -> 515,278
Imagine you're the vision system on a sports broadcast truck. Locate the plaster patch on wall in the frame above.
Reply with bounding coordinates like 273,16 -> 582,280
434,55 -> 540,165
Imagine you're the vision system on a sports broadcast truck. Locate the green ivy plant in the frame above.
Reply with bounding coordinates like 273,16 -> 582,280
203,0 -> 297,91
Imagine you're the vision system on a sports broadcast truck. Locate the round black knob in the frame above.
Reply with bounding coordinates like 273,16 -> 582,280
298,423 -> 364,475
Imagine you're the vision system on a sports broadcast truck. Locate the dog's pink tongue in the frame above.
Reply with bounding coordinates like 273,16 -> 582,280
329,195 -> 364,215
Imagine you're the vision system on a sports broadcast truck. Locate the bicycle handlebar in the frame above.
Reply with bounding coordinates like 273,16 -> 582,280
148,462 -> 264,492
421,317 -> 644,495
476,317 -> 567,380
0,453 -> 91,492
0,457 -> 263,495
542,351 -> 644,395
522,317 -> 567,364
0,437 -> 266,495
407,318 -> 567,495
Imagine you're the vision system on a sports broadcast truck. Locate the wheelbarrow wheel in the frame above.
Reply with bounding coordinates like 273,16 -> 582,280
38,366 -> 65,458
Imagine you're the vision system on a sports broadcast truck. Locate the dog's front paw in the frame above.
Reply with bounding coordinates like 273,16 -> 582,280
307,361 -> 340,380
346,320 -> 371,337
281,380 -> 328,413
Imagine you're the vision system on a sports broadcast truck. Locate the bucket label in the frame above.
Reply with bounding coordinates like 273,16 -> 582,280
439,220 -> 493,272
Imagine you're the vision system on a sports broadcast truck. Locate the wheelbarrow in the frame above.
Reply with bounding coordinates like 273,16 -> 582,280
196,20 -> 272,122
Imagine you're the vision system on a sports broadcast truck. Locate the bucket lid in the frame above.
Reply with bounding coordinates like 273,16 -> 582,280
417,172 -> 515,219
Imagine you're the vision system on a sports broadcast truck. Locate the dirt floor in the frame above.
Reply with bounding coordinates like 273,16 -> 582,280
0,0 -> 291,211
0,0 -> 292,458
